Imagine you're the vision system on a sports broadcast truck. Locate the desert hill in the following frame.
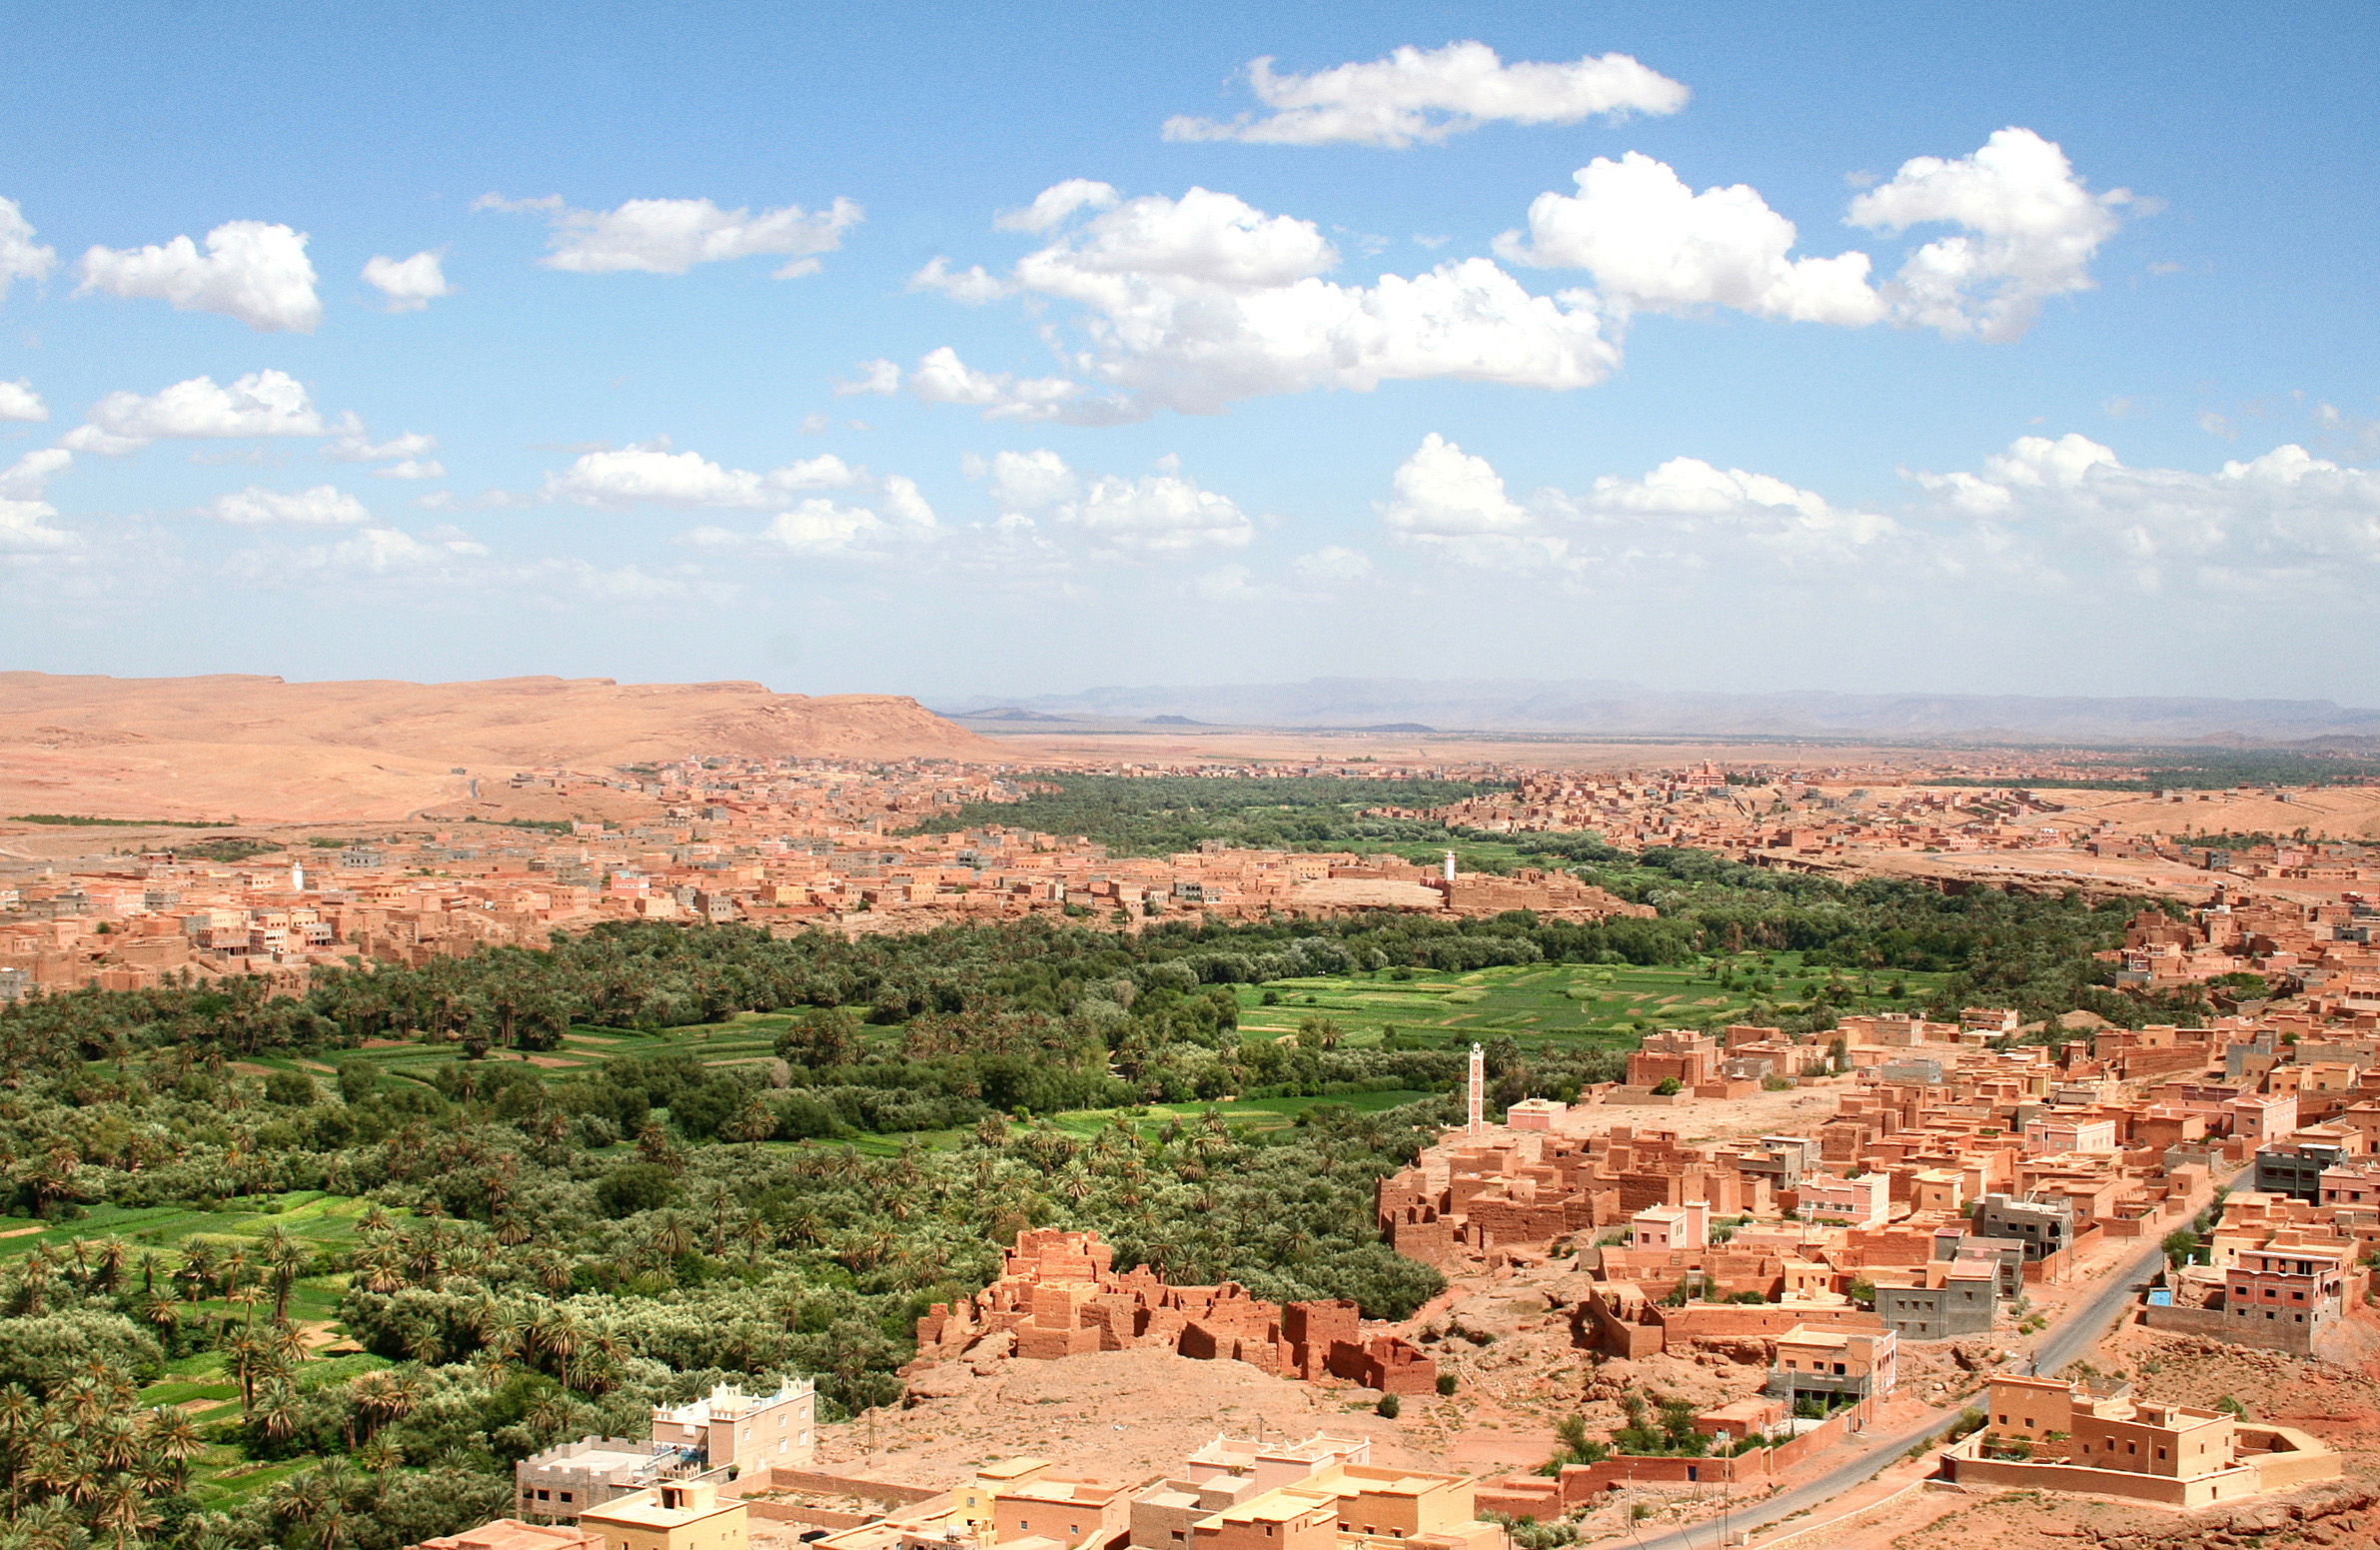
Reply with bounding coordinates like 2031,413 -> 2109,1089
0,672 -> 992,823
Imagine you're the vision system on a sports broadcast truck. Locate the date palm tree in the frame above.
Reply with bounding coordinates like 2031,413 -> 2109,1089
262,1228 -> 312,1322
92,1474 -> 159,1550
139,1408 -> 204,1490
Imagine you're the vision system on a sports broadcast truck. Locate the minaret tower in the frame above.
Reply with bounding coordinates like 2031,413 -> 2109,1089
291,859 -> 307,893
1443,848 -> 1458,882
1467,1041 -> 1485,1135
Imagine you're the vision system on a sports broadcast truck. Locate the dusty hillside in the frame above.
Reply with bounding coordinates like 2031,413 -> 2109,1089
0,672 -> 993,822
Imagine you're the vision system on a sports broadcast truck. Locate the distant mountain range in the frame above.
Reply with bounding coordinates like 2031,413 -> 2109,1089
934,678 -> 2380,746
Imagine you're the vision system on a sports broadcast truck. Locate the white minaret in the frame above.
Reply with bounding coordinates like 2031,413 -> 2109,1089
1443,848 -> 1458,882
291,860 -> 307,893
1467,1042 -> 1485,1135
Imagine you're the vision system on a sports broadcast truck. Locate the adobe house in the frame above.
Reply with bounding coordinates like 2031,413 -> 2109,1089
1947,1375 -> 2340,1507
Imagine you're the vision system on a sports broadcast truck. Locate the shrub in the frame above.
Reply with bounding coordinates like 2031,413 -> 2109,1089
1376,1393 -> 1401,1418
1436,1372 -> 1457,1396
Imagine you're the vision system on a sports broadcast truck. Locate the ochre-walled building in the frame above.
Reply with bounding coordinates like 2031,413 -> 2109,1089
914,1230 -> 1438,1395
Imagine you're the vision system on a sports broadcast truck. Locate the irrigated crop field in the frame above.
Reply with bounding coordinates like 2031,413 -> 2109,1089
1233,950 -> 1948,1053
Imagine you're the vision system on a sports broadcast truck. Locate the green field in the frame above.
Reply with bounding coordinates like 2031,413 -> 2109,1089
0,1192 -> 408,1508
221,1012 -> 797,1090
1234,950 -> 1948,1052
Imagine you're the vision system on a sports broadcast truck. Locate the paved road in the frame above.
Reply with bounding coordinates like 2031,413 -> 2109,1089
2029,1238 -> 2167,1379
1625,1238 -> 2170,1550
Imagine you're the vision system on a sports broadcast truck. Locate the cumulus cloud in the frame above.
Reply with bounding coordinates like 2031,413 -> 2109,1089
907,347 -> 1092,422
544,440 -> 938,560
372,459 -> 446,480
901,184 -> 1616,421
1382,433 -> 1532,538
1848,127 -> 2131,342
65,370 -> 347,454
835,359 -> 902,397
1497,153 -> 1880,324
76,220 -> 322,332
0,499 -> 71,551
0,449 -> 71,500
362,251 -> 452,312
1163,41 -> 1687,148
993,179 -> 1119,233
0,198 -> 57,300
1290,545 -> 1375,584
544,443 -> 861,508
477,192 -> 860,277
329,431 -> 437,463
1909,435 -> 2380,589
0,379 -> 47,422
1383,433 -> 1897,575
966,448 -> 1079,512
0,448 -> 73,551
1375,429 -> 2380,599
208,484 -> 372,527
684,477 -> 938,561
1497,130 -> 2124,342
908,257 -> 1011,303
970,448 -> 1255,551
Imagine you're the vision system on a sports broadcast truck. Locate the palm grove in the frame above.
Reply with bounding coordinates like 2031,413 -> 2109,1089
0,836 -> 2177,1549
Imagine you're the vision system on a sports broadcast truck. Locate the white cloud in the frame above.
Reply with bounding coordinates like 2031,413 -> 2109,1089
329,431 -> 437,463
1493,129 -> 2123,343
69,370 -> 345,453
1382,432 -> 1533,539
0,198 -> 57,300
909,185 -> 1616,421
544,444 -> 861,508
970,448 -> 1253,552
1059,473 -> 1255,551
0,498 -> 71,551
1909,436 -> 2380,588
1497,153 -> 1880,325
1035,185 -> 1339,287
685,476 -> 937,561
1848,127 -> 2131,342
1383,433 -> 1897,574
0,449 -> 73,552
908,347 -> 1091,422
875,474 -> 935,528
757,501 -> 897,556
76,221 -> 322,332
835,359 -> 903,397
967,449 -> 1080,511
993,179 -> 1119,233
323,526 -> 489,572
1163,41 -> 1687,148
362,251 -> 452,312
0,379 -> 47,422
1290,545 -> 1375,585
208,484 -> 372,527
373,459 -> 446,480
0,449 -> 71,500
1371,430 -> 2380,600
478,192 -> 860,277
908,257 -> 1011,304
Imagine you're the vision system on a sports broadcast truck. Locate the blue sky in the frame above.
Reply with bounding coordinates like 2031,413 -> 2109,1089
2,2 -> 2376,704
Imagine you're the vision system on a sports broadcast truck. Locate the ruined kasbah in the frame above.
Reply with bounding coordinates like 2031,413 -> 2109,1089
913,1228 -> 1439,1395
